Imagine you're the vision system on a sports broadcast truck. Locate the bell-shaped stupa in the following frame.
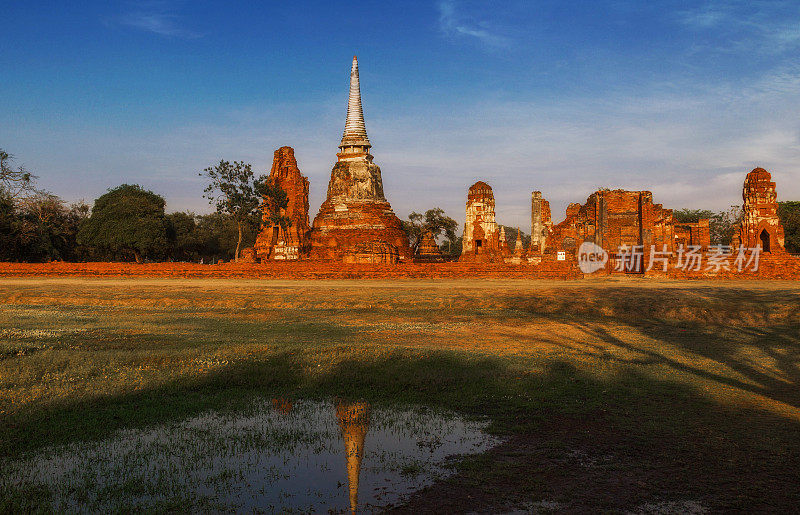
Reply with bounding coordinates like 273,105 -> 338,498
308,57 -> 411,263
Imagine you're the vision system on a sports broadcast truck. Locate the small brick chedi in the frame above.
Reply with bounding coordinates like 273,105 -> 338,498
498,227 -> 510,256
254,146 -> 311,260
308,57 -> 410,263
731,167 -> 786,253
414,230 -> 445,262
460,181 -> 502,262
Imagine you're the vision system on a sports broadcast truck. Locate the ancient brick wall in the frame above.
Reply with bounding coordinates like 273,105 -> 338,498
674,219 -> 710,249
548,190 -> 680,263
0,261 -> 583,280
3,256 -> 798,280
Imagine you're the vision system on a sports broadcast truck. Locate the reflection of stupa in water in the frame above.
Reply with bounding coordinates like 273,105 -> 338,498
336,401 -> 371,514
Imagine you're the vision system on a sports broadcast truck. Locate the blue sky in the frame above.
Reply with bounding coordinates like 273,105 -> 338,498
3,0 -> 800,229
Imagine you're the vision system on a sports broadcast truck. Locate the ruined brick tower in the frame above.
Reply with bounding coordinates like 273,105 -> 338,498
308,57 -> 411,263
731,167 -> 786,253
460,181 -> 501,262
254,146 -> 310,261
530,191 -> 552,254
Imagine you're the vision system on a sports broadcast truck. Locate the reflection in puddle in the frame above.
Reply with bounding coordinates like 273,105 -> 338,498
2,399 -> 498,512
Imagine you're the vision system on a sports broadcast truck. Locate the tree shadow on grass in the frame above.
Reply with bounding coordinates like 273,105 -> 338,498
2,346 -> 800,512
504,285 -> 800,409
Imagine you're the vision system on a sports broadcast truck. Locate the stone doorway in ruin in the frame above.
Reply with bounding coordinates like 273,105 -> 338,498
473,223 -> 485,255
760,229 -> 771,253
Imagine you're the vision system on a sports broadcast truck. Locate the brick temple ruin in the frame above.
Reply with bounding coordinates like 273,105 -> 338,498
449,165 -> 796,275
414,230 -> 445,262
242,58 -> 798,277
530,191 -> 552,255
731,168 -> 786,254
254,146 -> 310,261
548,189 -> 710,256
460,181 -> 502,262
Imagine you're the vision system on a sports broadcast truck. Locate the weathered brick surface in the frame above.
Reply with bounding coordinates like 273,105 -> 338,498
530,191 -> 552,254
664,254 -> 800,280
731,168 -> 787,254
674,219 -> 710,249
414,230 -> 445,262
254,146 -> 311,261
2,256 -> 797,280
460,181 -> 502,262
305,147 -> 410,265
0,261 -> 582,280
549,189 -> 711,272
550,190 -> 678,253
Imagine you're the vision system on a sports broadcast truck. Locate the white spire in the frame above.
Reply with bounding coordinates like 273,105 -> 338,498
340,56 -> 371,152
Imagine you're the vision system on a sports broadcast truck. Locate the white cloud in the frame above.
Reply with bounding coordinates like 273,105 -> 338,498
437,0 -> 509,48
677,1 -> 800,53
364,66 -> 800,228
106,2 -> 201,39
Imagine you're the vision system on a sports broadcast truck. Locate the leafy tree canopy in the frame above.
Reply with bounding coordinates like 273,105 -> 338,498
778,201 -> 800,253
673,207 -> 741,245
77,184 -> 168,262
673,209 -> 714,223
200,160 -> 283,261
402,207 -> 459,254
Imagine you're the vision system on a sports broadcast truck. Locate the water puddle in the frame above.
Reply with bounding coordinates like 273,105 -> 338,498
2,399 -> 498,512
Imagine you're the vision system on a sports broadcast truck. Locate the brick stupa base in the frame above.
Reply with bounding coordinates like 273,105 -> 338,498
308,198 -> 411,263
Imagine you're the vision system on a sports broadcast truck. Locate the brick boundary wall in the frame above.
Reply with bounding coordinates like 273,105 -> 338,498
1,254 -> 797,280
0,261 -> 582,280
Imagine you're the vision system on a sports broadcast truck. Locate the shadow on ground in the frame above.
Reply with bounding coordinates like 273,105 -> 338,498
504,286 -> 800,410
3,344 -> 800,512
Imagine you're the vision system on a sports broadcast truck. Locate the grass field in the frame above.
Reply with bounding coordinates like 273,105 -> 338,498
1,278 -> 800,512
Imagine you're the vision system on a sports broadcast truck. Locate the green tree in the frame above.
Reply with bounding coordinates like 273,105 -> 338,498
499,226 -> 531,249
200,160 -> 271,261
673,207 -> 741,245
402,212 -> 425,252
778,201 -> 800,253
0,148 -> 38,200
77,184 -> 168,263
0,191 -> 17,261
673,209 -> 714,223
15,193 -> 63,261
402,208 -> 458,254
166,212 -> 200,261
710,206 -> 742,245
